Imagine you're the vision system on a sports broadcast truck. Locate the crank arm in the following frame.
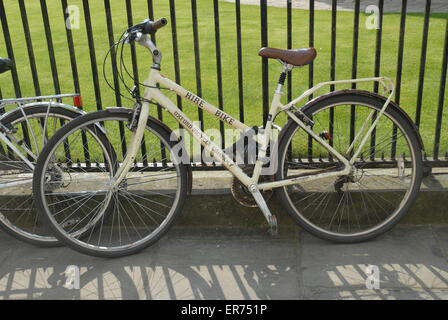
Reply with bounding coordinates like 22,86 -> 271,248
249,185 -> 278,236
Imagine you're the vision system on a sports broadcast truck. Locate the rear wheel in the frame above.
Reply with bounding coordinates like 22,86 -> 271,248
276,92 -> 423,242
0,105 -> 82,246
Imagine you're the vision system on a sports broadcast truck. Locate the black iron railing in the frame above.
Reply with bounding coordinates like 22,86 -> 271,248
0,0 -> 447,168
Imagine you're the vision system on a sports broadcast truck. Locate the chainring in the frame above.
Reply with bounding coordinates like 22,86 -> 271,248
230,165 -> 274,208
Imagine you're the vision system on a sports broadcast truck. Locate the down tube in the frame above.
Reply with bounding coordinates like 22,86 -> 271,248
148,88 -> 253,187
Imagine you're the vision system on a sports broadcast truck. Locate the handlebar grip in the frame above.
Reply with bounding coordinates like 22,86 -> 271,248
152,18 -> 167,31
143,18 -> 167,34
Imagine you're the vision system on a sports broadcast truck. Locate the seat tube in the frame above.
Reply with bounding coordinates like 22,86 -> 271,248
252,69 -> 286,182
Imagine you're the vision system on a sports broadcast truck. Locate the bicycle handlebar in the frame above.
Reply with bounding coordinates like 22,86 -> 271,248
148,18 -> 167,33
127,18 -> 167,35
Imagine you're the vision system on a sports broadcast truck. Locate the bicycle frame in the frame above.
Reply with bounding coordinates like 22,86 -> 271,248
113,33 -> 396,193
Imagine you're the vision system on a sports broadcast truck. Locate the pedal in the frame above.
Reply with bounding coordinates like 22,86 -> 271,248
268,215 -> 278,236
249,185 -> 278,236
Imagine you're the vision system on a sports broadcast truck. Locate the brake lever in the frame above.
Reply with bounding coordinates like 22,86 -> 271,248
124,32 -> 136,44
126,19 -> 149,33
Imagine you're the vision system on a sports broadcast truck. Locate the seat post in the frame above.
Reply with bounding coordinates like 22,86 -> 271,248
275,62 -> 293,94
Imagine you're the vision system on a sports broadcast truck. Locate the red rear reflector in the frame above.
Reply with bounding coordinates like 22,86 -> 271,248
319,130 -> 331,141
74,95 -> 83,107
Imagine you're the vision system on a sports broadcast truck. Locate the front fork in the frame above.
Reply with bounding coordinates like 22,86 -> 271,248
111,101 -> 150,188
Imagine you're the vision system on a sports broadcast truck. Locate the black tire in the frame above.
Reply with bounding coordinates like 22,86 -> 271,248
0,105 -> 83,246
33,110 -> 188,257
275,91 -> 423,242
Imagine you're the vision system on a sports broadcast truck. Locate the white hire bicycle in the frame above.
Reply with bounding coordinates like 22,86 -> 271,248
32,19 -> 423,257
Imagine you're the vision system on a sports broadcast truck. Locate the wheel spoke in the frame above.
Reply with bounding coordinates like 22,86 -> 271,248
35,113 -> 185,257
280,98 -> 421,241
0,107 -> 80,245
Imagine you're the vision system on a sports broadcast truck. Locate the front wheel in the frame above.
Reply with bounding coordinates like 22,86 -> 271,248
275,91 -> 423,242
33,110 -> 188,257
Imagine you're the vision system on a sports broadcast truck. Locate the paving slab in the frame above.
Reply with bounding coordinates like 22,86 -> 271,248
0,229 -> 301,300
430,225 -> 448,261
303,287 -> 448,299
0,225 -> 447,300
300,225 -> 448,299
154,232 -> 301,300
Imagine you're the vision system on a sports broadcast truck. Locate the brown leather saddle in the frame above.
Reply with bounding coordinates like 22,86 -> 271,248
258,47 -> 317,67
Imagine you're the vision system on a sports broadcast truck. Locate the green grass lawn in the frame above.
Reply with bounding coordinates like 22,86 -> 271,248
0,0 -> 447,158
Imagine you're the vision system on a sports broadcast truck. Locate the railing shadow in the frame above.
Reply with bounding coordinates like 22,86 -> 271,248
1,228 -> 448,300
0,232 -> 299,300
319,262 -> 448,299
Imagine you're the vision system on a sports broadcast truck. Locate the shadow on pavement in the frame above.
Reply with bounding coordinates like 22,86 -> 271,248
0,226 -> 447,300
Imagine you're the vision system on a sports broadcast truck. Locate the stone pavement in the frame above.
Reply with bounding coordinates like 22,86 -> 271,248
221,0 -> 448,13
1,224 -> 448,300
